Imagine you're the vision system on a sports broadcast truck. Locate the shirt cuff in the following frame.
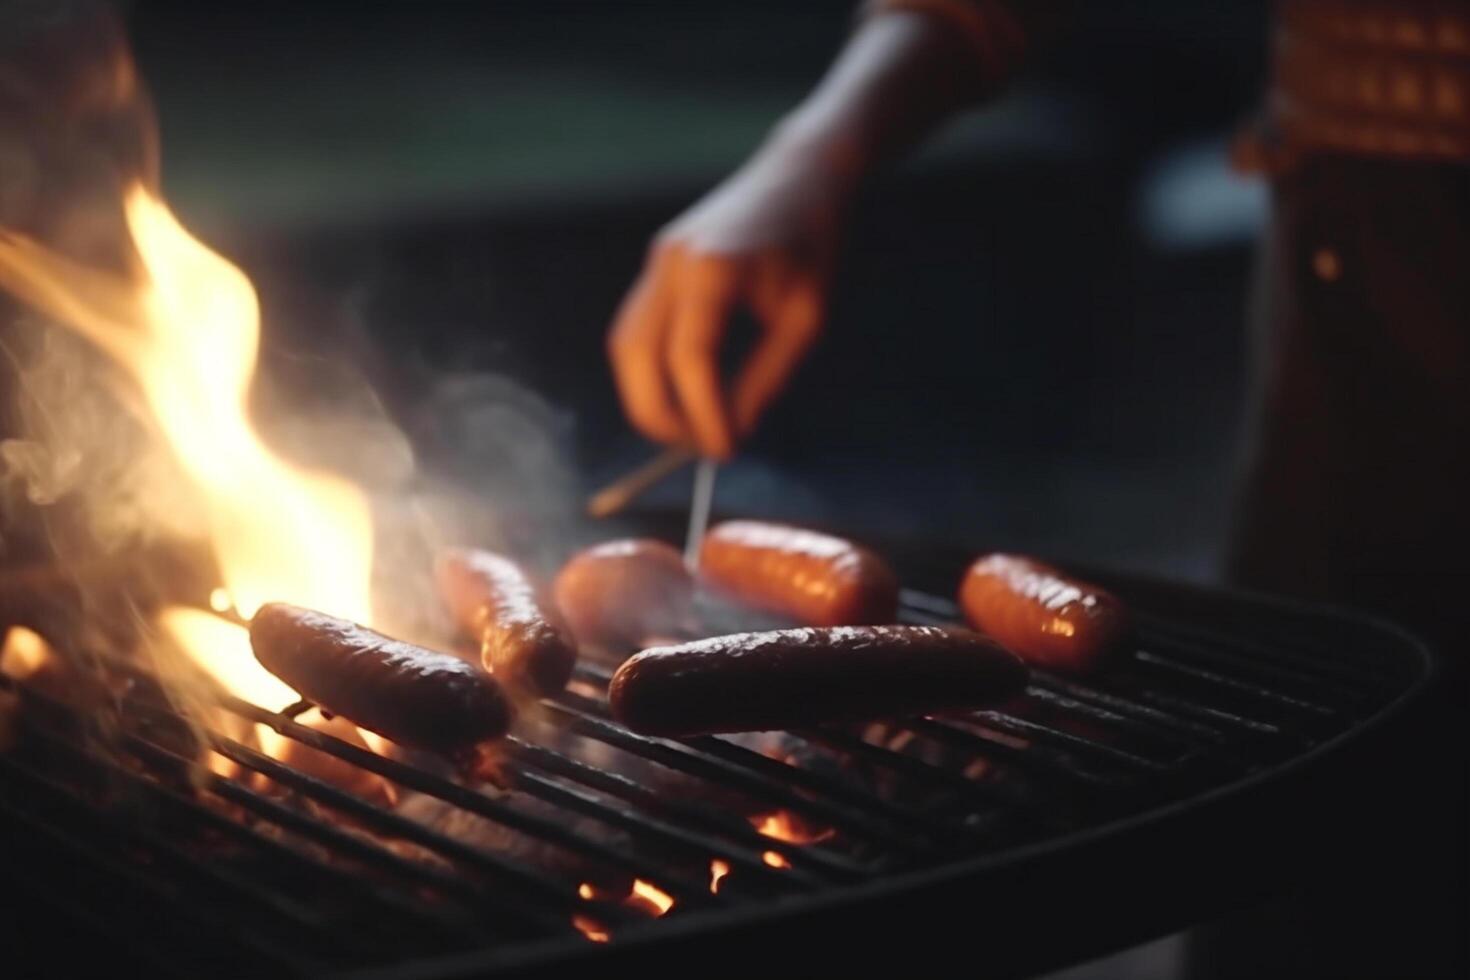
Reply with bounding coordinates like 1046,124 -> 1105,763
857,0 -> 1029,88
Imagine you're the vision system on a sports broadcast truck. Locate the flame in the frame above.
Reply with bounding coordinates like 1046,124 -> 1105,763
0,182 -> 374,718
749,809 -> 834,845
709,859 -> 730,894
0,627 -> 55,683
629,878 -> 674,917
577,878 -> 675,919
762,850 -> 792,869
160,608 -> 298,711
1043,617 -> 1076,637
571,914 -> 610,944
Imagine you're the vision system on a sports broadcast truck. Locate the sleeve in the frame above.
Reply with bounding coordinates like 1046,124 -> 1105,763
856,0 -> 1059,90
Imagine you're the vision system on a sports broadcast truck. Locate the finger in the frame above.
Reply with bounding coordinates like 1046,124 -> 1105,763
732,271 -> 824,437
665,254 -> 740,460
606,255 -> 688,445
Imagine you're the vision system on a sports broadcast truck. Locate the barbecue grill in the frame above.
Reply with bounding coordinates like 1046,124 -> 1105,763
0,534 -> 1436,980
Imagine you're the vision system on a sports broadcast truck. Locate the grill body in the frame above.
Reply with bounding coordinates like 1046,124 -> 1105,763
0,552 -> 1436,979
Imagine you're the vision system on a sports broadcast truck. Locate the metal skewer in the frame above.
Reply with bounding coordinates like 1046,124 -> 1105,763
585,446 -> 696,519
684,457 -> 718,570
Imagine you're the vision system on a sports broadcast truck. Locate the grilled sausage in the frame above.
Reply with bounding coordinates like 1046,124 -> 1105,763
250,603 -> 512,758
698,521 -> 899,627
609,625 -> 1027,736
436,548 -> 576,696
958,554 -> 1128,673
552,539 -> 693,651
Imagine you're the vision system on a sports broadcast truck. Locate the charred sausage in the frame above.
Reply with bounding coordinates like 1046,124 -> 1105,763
609,625 -> 1027,736
958,554 -> 1128,673
552,539 -> 693,651
698,521 -> 899,627
436,548 -> 576,695
250,603 -> 512,758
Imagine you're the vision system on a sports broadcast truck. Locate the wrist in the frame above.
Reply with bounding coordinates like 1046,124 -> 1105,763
760,108 -> 874,194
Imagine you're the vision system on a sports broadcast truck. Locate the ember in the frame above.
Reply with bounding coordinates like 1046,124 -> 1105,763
709,858 -> 731,894
762,850 -> 792,870
0,626 -> 56,687
750,809 -> 835,845
571,915 -> 610,944
577,878 -> 676,918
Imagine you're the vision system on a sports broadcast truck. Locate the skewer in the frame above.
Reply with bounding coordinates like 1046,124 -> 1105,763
585,447 -> 696,519
684,458 -> 718,571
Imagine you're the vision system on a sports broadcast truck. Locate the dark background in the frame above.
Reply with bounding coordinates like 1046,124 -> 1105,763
125,0 -> 1272,581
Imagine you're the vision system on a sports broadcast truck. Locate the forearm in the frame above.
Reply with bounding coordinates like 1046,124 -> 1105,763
761,4 -> 1029,186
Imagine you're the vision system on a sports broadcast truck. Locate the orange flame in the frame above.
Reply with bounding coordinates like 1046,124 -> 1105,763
749,809 -> 834,845
571,914 -> 610,944
629,878 -> 674,917
0,627 -> 55,684
577,878 -> 675,918
0,183 -> 374,725
709,859 -> 730,894
762,850 -> 792,869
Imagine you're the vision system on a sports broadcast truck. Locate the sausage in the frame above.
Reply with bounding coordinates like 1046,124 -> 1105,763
552,539 -> 694,651
249,603 -> 512,758
436,548 -> 576,696
609,625 -> 1027,736
698,521 -> 899,627
958,554 -> 1129,673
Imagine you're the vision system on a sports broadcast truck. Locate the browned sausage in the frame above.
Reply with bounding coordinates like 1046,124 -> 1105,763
609,625 -> 1027,736
552,539 -> 693,651
958,554 -> 1128,673
250,603 -> 512,759
698,521 -> 899,627
436,548 -> 576,695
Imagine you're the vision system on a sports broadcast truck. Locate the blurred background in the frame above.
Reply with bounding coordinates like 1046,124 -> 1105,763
127,0 -> 1271,581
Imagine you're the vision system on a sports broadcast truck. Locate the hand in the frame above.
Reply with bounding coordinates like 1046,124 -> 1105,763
607,140 -> 850,459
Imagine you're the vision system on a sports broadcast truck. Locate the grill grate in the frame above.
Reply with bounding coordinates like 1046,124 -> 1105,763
0,571 -> 1432,979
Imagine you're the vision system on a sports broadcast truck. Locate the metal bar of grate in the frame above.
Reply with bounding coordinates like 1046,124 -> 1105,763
1132,648 -> 1340,718
158,738 -> 579,936
1135,617 -> 1380,704
0,572 -> 1425,979
503,735 -> 866,883
0,781 -> 286,978
544,691 -> 959,854
218,695 -> 721,910
0,750 -> 326,970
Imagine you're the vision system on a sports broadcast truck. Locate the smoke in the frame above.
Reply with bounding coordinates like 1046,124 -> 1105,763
365,368 -> 579,645
0,320 -> 206,556
0,3 -> 585,710
0,1 -> 157,273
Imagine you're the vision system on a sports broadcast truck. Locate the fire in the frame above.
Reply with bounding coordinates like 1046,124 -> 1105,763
0,626 -> 85,706
571,914 -> 610,944
709,859 -> 730,894
629,878 -> 674,917
160,608 -> 296,711
1043,617 -> 1076,637
0,183 -> 374,719
0,627 -> 55,685
762,850 -> 792,869
576,878 -> 675,918
749,809 -> 834,845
